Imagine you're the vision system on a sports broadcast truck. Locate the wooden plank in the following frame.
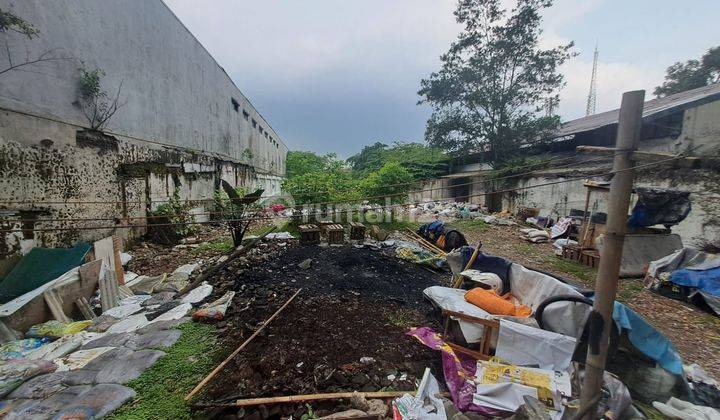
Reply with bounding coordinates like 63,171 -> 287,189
184,288 -> 302,401
112,236 -> 125,285
452,242 -> 481,288
43,288 -> 71,323
75,296 -> 96,320
232,391 -> 409,407
98,270 -> 120,312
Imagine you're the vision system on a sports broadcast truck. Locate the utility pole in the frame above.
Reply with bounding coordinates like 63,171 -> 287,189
578,90 -> 645,419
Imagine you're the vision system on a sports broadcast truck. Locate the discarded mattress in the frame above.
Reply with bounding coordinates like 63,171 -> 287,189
0,242 -> 91,303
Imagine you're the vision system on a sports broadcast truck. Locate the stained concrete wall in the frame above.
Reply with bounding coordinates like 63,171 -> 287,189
0,0 -> 289,256
0,0 -> 287,176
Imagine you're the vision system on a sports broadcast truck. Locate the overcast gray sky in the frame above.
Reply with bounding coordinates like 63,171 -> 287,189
164,0 -> 720,158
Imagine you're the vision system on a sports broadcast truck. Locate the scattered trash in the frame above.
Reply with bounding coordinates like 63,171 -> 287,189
26,320 -> 94,339
0,338 -> 50,361
53,347 -> 115,371
193,291 -> 236,321
653,396 -> 720,420
392,368 -> 446,419
181,282 -> 213,304
266,232 -> 295,240
0,359 -> 56,398
298,258 -> 313,269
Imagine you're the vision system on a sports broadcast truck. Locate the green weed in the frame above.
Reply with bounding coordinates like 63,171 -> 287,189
107,322 -> 220,420
190,239 -> 233,255
546,257 -> 597,284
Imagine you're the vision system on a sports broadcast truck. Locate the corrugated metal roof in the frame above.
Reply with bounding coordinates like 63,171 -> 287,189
556,84 -> 720,138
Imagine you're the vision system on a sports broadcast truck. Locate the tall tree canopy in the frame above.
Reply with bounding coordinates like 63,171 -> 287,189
285,151 -> 344,179
418,0 -> 573,165
654,46 -> 720,97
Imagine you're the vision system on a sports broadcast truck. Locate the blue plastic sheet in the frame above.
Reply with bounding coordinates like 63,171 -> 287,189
670,266 -> 720,296
612,301 -> 683,375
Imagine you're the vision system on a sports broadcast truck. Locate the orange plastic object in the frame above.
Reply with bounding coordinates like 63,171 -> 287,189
464,288 -> 532,317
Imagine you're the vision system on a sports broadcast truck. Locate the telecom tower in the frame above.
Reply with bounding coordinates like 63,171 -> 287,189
586,45 -> 599,116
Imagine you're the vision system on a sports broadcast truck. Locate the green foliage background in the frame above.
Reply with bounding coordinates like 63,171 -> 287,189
283,142 -> 448,206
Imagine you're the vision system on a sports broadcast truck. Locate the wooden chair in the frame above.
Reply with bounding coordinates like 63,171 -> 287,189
441,309 -> 500,360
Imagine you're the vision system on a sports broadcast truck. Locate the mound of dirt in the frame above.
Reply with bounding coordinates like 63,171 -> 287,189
203,243 -> 447,411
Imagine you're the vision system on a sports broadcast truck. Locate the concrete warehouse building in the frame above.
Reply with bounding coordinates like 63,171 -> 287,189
0,1 -> 288,258
410,84 -> 720,246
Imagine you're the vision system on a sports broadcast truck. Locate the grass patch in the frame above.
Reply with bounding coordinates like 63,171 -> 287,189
107,322 -> 220,420
190,239 -> 233,255
546,257 -> 597,284
515,243 -> 540,256
386,308 -> 418,328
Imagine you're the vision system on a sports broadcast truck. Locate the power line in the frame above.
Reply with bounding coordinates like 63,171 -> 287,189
0,153 -> 615,225
0,151 -> 696,233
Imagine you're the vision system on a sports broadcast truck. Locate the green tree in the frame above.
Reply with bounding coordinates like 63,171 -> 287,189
285,151 -> 343,178
418,0 -> 573,165
360,161 -> 414,204
347,142 -> 449,179
654,46 -> 720,97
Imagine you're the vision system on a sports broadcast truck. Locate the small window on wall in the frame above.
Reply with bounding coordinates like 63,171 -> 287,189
242,110 -> 249,120
259,126 -> 264,135
252,119 -> 257,128
231,98 -> 240,112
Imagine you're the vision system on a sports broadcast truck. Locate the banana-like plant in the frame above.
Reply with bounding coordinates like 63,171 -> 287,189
219,180 -> 264,247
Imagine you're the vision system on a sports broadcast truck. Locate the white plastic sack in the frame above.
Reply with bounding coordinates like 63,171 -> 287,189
25,333 -> 84,361
495,319 -> 577,372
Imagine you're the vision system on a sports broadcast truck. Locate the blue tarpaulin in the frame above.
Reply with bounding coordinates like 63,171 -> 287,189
670,267 -> 720,297
612,301 -> 683,375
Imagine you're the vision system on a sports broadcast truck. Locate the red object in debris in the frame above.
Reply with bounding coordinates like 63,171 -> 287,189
270,203 -> 286,212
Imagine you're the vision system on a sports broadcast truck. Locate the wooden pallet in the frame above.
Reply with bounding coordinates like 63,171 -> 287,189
298,224 -> 320,245
349,222 -> 366,240
561,245 -> 600,268
327,224 -> 345,244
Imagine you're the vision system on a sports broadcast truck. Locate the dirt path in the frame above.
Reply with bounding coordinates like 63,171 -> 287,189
453,221 -> 720,379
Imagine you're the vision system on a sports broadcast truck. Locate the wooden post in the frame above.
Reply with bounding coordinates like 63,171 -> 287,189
578,90 -> 644,418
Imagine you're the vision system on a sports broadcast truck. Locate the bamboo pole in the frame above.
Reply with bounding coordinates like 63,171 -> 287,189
232,391 -> 410,407
578,90 -> 644,418
452,242 -> 481,288
184,288 -> 302,401
404,229 -> 446,255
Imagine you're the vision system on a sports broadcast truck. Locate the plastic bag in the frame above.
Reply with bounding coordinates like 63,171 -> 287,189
193,291 -> 236,321
0,338 -> 50,361
0,359 -> 56,397
26,320 -> 94,339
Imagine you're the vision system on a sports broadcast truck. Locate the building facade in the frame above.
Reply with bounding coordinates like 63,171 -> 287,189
410,85 -> 720,247
0,0 -> 288,257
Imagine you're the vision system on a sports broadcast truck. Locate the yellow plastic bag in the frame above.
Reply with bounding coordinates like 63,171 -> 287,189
26,320 -> 93,339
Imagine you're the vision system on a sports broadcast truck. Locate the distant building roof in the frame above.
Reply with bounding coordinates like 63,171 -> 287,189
556,84 -> 720,138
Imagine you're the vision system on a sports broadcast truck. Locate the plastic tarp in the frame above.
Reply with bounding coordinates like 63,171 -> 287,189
671,267 -> 720,296
610,301 -> 683,375
495,319 -> 577,371
0,242 -> 91,303
628,187 -> 691,228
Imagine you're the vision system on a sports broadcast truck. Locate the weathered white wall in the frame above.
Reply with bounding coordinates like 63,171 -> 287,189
0,0 -> 287,176
0,0 -> 290,256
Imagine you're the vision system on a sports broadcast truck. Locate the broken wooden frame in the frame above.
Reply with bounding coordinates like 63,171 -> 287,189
441,309 -> 499,361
